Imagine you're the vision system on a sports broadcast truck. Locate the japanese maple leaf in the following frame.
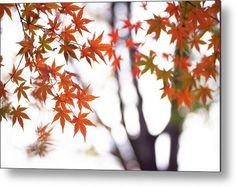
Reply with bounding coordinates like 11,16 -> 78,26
194,55 -> 217,80
52,105 -> 71,132
105,47 -> 115,61
208,32 -> 220,52
49,60 -> 64,79
122,18 -> 133,31
146,15 -> 169,40
59,42 -> 78,62
61,24 -> 77,42
17,34 -> 34,55
161,85 -> 175,101
136,52 -> 156,74
58,72 -> 73,91
9,66 -> 25,85
133,21 -> 143,34
191,33 -> 206,52
140,2 -> 148,11
38,33 -> 54,52
10,105 -> 30,129
0,81 -> 7,99
165,2 -> 181,20
112,54 -> 122,71
54,87 -> 77,108
87,32 -> 112,62
156,68 -> 174,85
72,112 -> 95,141
108,29 -> 119,44
176,89 -> 193,109
60,3 -> 80,16
168,24 -> 189,49
195,86 -> 213,105
32,82 -> 54,102
72,7 -> 93,36
132,64 -> 141,79
77,85 -> 98,111
0,4 -> 14,19
14,82 -> 31,101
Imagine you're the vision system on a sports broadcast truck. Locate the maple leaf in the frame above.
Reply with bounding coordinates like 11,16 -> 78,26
208,31 -> 220,52
136,52 -> 156,74
160,85 -> 175,101
36,123 -> 53,142
17,34 -> 34,55
146,15 -> 169,40
156,68 -> 174,85
72,7 -> 93,36
54,86 -> 76,108
10,105 -> 30,129
38,33 -> 54,52
77,85 -> 98,111
22,17 -> 41,36
140,2 -> 148,11
0,4 -> 14,19
133,21 -> 143,34
165,2 -> 181,19
195,86 -> 213,105
14,82 -> 31,101
72,112 -> 95,141
0,103 -> 11,122
105,47 -> 115,61
122,18 -> 133,31
9,66 -> 25,85
168,24 -> 189,48
60,3 -> 80,16
58,72 -> 73,91
193,56 -> 217,80
132,64 -> 141,79
87,32 -> 112,62
0,81 -> 7,100
176,89 -> 193,109
61,24 -> 77,42
32,82 -> 54,102
112,54 -> 122,71
49,60 -> 63,79
108,29 -> 119,44
191,33 -> 206,52
59,42 -> 78,62
52,105 -> 71,132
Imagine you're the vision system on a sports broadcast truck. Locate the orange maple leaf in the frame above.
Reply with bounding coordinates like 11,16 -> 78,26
10,105 -> 30,129
72,112 -> 95,141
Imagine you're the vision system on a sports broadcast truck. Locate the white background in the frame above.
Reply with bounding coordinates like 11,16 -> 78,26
0,0 -> 235,186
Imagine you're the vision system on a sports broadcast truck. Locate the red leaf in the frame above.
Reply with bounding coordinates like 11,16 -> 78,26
10,105 -> 30,129
72,112 -> 95,141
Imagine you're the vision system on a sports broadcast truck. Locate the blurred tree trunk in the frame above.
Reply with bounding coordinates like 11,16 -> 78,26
162,100 -> 183,171
110,2 -> 157,170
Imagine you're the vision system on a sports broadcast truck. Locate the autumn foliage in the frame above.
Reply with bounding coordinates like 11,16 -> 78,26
0,1 -> 220,156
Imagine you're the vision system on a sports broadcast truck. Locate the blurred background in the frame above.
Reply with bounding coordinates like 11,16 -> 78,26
0,1 -> 220,171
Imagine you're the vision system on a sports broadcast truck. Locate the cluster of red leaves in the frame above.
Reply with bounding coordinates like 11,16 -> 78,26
131,1 -> 220,109
0,3 -> 107,141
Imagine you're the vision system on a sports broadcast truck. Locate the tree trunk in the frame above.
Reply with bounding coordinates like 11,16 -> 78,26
162,100 -> 183,171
